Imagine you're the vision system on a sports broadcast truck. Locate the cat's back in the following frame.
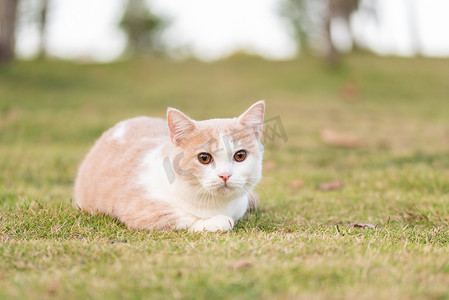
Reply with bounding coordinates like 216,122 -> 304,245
74,116 -> 170,212
107,116 -> 168,145
86,116 -> 169,156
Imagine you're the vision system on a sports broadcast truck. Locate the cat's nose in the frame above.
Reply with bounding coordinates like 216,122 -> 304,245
218,172 -> 232,183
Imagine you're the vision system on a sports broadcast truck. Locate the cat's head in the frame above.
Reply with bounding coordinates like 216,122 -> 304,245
167,101 -> 265,200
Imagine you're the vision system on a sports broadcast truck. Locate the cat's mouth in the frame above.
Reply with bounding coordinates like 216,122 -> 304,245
217,183 -> 232,191
204,181 -> 247,196
205,182 -> 234,194
214,182 -> 246,196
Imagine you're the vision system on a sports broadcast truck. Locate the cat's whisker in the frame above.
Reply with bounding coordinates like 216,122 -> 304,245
209,189 -> 215,214
197,189 -> 211,217
211,189 -> 218,215
241,178 -> 271,203
247,176 -> 283,186
188,188 -> 207,217
253,184 -> 271,200
237,185 -> 259,214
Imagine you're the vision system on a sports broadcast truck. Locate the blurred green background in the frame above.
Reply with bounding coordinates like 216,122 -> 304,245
2,54 -> 449,300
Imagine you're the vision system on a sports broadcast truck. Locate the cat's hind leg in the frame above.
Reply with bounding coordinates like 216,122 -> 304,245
116,199 -> 178,231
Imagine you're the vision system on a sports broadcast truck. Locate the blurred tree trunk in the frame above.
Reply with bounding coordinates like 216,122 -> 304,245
282,0 -> 364,65
120,0 -> 166,56
37,0 -> 49,59
325,0 -> 360,65
0,0 -> 19,65
324,0 -> 339,65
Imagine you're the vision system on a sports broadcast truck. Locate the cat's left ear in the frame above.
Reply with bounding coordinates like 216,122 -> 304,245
239,100 -> 265,139
167,108 -> 197,146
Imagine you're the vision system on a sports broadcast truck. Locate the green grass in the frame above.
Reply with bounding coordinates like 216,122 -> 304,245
1,54 -> 449,299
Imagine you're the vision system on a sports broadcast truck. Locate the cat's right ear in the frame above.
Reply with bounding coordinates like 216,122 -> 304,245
167,108 -> 197,146
239,100 -> 265,139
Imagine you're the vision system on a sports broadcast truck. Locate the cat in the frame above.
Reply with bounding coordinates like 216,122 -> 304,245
74,101 -> 265,232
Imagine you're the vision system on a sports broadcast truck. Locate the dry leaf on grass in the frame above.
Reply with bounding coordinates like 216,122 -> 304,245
340,81 -> 359,101
320,128 -> 363,148
348,223 -> 377,229
1,106 -> 20,122
230,260 -> 252,270
291,179 -> 305,189
291,179 -> 305,194
318,180 -> 343,191
46,279 -> 60,296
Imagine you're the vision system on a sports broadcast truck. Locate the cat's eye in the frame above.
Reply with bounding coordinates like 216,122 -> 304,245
198,153 -> 213,164
234,150 -> 247,162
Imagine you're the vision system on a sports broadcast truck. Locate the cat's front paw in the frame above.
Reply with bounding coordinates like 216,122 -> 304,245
189,215 -> 235,232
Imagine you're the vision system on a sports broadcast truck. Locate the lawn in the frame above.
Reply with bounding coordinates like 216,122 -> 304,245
1,54 -> 449,300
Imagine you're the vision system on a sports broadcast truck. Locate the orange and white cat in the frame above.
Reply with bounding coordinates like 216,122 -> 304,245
74,101 -> 264,232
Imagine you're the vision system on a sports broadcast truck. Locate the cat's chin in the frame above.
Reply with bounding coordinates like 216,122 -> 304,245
216,185 -> 233,193
209,184 -> 247,199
